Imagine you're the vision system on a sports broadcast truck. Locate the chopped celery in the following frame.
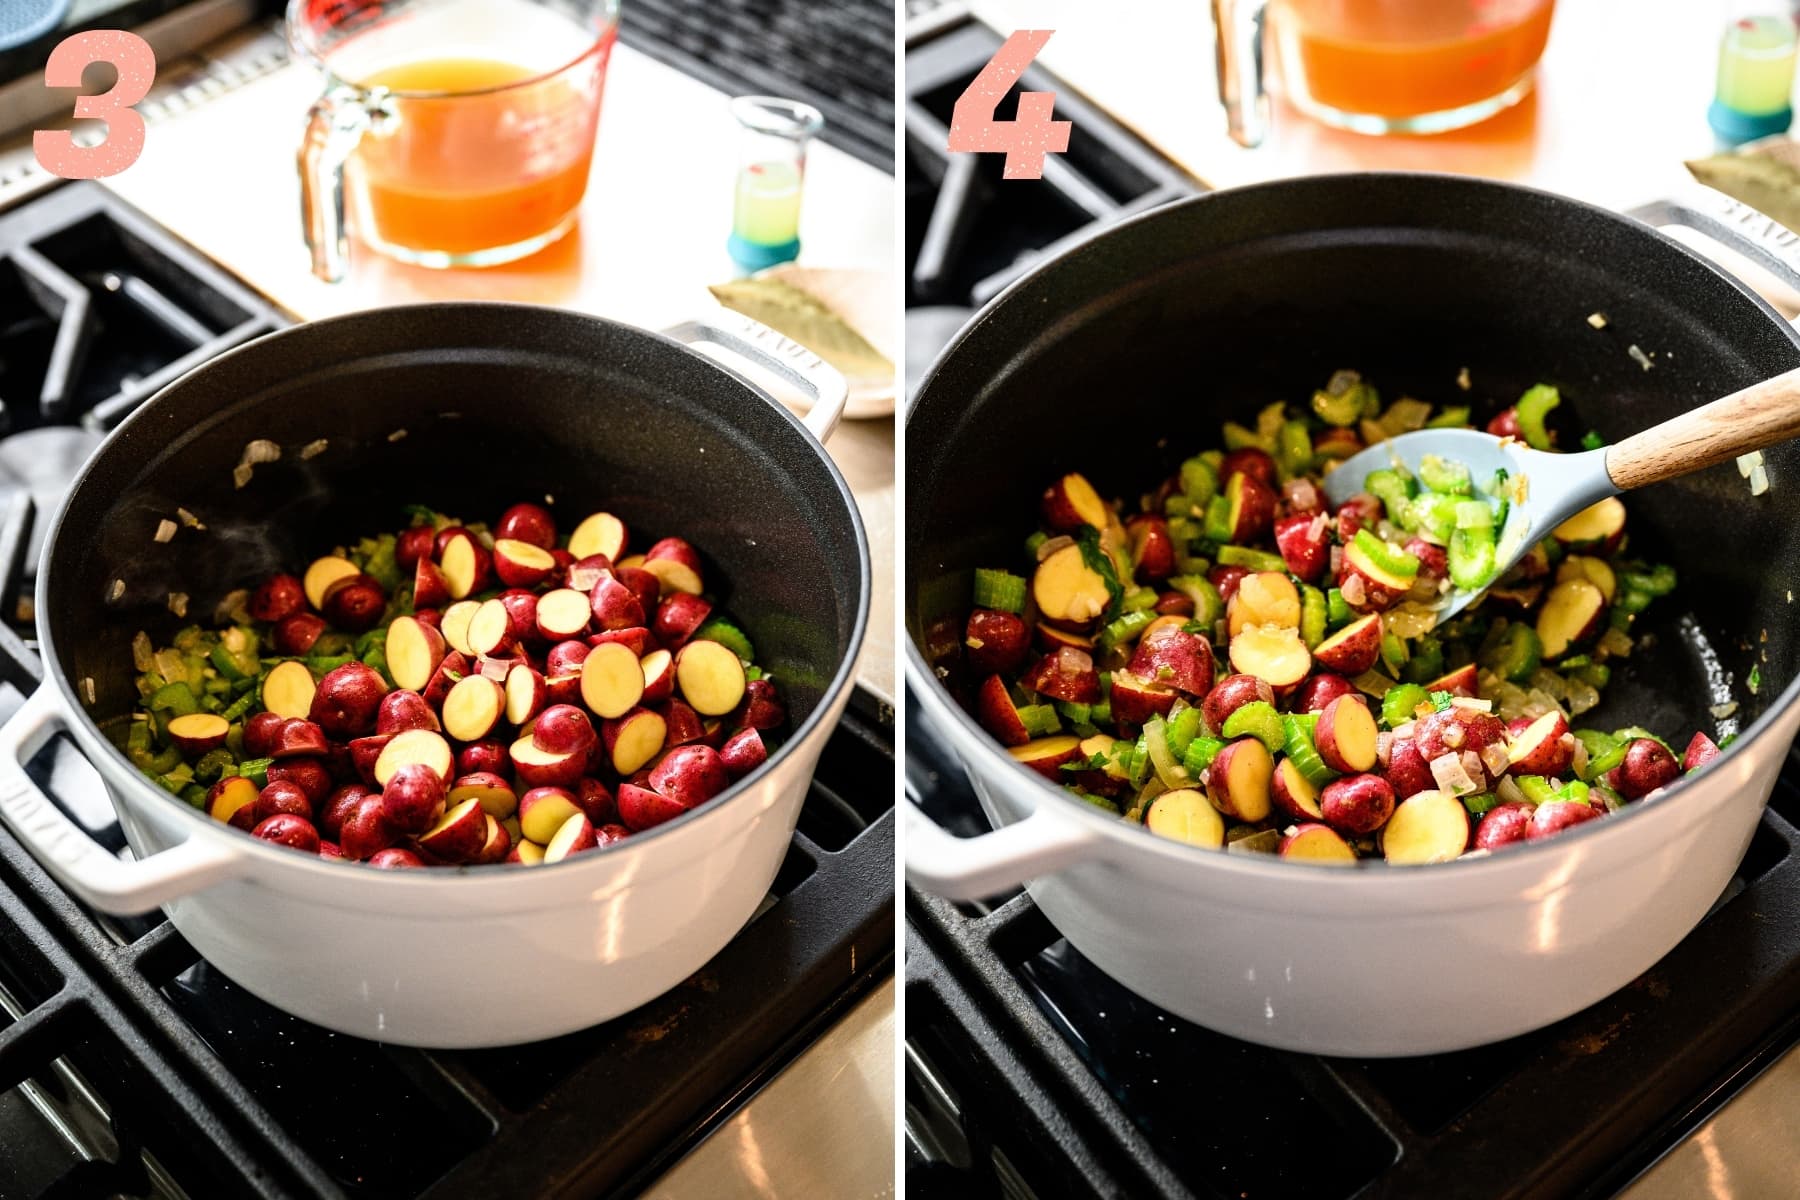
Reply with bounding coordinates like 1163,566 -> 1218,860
1454,500 -> 1496,529
1144,716 -> 1190,789
1018,704 -> 1061,737
193,748 -> 234,783
1166,516 -> 1200,544
1515,776 -> 1560,805
696,619 -> 756,663
973,568 -> 1029,613
1056,700 -> 1093,726
1166,706 -> 1204,756
1326,588 -> 1351,628
1448,526 -> 1498,590
208,643 -> 246,682
1620,564 -> 1676,597
1300,585 -> 1327,648
1515,384 -> 1561,451
1463,793 -> 1500,816
1380,631 -> 1409,676
1276,421 -> 1312,478
1561,780 -> 1592,806
1025,531 -> 1049,557
1576,663 -> 1611,689
1418,455 -> 1472,496
150,682 -> 199,717
1427,406 -> 1471,429
1222,421 -> 1273,453
1416,493 -> 1464,541
1364,468 -> 1414,518
1280,714 -> 1337,789
1202,494 -> 1233,543
1481,622 -> 1542,683
1573,730 -> 1625,781
1181,736 -> 1224,776
1097,609 -> 1154,650
229,757 -> 273,787
1216,545 -> 1286,572
1351,529 -> 1420,579
1401,637 -> 1445,684
180,784 -> 209,810
1221,701 -> 1284,754
1380,683 -> 1430,729
1166,575 -> 1223,628
1121,587 -> 1159,614
1312,370 -> 1375,427
1580,430 -> 1605,451
1180,457 -> 1220,506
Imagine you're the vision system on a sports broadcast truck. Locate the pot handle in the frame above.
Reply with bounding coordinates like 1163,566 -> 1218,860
1630,190 -> 1800,296
661,312 -> 851,443
904,799 -> 1103,902
0,687 -> 244,915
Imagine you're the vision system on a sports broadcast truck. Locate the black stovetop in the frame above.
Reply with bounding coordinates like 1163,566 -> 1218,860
901,15 -> 1800,1200
0,181 -> 895,1199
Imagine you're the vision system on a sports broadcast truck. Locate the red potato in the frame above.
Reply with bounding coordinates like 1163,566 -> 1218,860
270,719 -> 330,759
733,679 -> 785,731
439,601 -> 480,657
308,662 -> 387,738
580,641 -> 646,719
545,671 -> 584,708
1006,735 -> 1085,780
543,813 -> 600,863
302,555 -> 360,610
1474,802 -> 1535,852
590,626 -> 657,657
441,675 -> 505,743
1319,773 -> 1394,836
1107,671 -> 1180,725
533,704 -> 597,756
1684,731 -> 1721,773
504,664 -> 548,725
382,762 -> 448,834
1270,757 -> 1324,821
1412,707 -> 1508,788
1279,822 -> 1357,863
249,574 -> 306,623
510,738 -> 588,788
373,729 -> 452,787
590,574 -> 646,631
496,501 -> 557,549
1535,578 -> 1607,660
1336,537 -> 1413,614
318,841 -> 344,860
456,740 -> 510,778
719,728 -> 768,778
1403,537 -> 1447,583
497,589 -> 541,644
339,796 -> 397,861
1219,447 -> 1276,487
675,639 -> 748,715
653,593 -> 714,649
1208,563 -> 1249,607
595,822 -> 631,848
1127,626 -> 1215,697
1333,493 -> 1384,542
534,588 -> 592,642
572,777 -> 617,825
650,745 -> 731,807
1293,672 -> 1360,714
1144,789 -> 1225,849
227,803 -> 261,833
1487,407 -> 1522,438
1227,571 -> 1301,638
449,772 -> 519,819
640,649 -> 675,705
1273,513 -> 1329,583
1612,738 -> 1680,800
347,735 -> 392,786
369,847 -> 425,869
1126,515 -> 1176,582
475,814 -> 512,864
254,780 -> 313,823
545,639 -> 592,679
413,557 -> 451,610
566,553 -> 615,593
166,713 -> 229,756
385,616 -> 447,693
1485,582 -> 1545,614
1424,663 -> 1479,699
421,651 -> 472,711
1315,695 -> 1378,773
1552,496 -> 1627,555
397,525 -> 437,571
663,699 -> 707,747
377,690 -> 439,736
318,784 -> 372,840
266,757 -> 332,804
1384,737 -> 1435,799
643,538 -> 705,596
619,782 -> 688,832
1201,674 -> 1275,735
1227,624 -> 1312,688
1205,738 -> 1273,822
1022,646 -> 1102,705
253,814 -> 320,853
1035,625 -> 1096,655
1040,472 -> 1109,532
466,599 -> 516,658
965,609 -> 1032,676
568,511 -> 629,562
262,660 -> 317,720
616,567 -> 663,615
1313,427 -> 1364,459
1155,591 -> 1196,617
1505,711 -> 1575,777
1223,471 -> 1277,543
272,611 -> 328,657
1527,799 -> 1602,841
244,711 -> 286,758
418,798 -> 488,862
1382,790 -> 1471,863
506,841 -> 546,866
519,787 -> 584,844
1032,543 -> 1112,629
601,707 -> 668,776
322,574 -> 386,632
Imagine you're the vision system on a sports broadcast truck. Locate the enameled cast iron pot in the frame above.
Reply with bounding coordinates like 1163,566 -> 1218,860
0,303 -> 868,1047
906,174 -> 1800,1056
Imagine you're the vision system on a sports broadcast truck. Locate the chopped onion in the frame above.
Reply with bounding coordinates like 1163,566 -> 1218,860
131,630 -> 153,672
1496,776 -> 1527,807
1738,450 -> 1763,478
1341,573 -> 1367,607
167,592 -> 189,617
478,656 -> 510,681
108,579 -> 124,603
1442,722 -> 1466,749
239,439 -> 281,466
1530,668 -> 1567,700
177,507 -> 204,530
1329,545 -> 1344,577
1711,701 -> 1739,719
1377,731 -> 1395,767
80,677 -> 95,705
214,588 -> 250,624
1352,670 -> 1395,697
387,429 -> 408,443
1456,366 -> 1472,391
1628,344 -> 1653,370
1431,752 -> 1478,797
300,438 -> 329,460
1586,312 -> 1609,329
1450,696 -> 1494,712
1598,628 -> 1634,659
1462,749 -> 1487,780
233,463 -> 254,489
1571,738 -> 1590,778
1567,679 -> 1600,715
1750,464 -> 1769,496
1479,741 -> 1511,778
1386,604 -> 1438,639
1392,721 -> 1416,740
152,518 -> 177,543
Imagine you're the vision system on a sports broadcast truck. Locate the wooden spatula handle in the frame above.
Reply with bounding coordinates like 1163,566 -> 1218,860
1606,364 -> 1800,490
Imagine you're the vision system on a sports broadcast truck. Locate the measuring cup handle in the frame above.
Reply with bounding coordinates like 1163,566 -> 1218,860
1211,0 -> 1271,148
298,86 -> 380,285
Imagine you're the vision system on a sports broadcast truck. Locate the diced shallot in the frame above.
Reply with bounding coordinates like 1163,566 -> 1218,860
1430,752 -> 1478,797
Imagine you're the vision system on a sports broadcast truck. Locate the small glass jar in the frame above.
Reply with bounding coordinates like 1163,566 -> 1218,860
727,96 -> 825,273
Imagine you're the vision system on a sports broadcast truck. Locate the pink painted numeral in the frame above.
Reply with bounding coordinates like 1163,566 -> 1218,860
34,31 -> 156,180
947,30 -> 1072,181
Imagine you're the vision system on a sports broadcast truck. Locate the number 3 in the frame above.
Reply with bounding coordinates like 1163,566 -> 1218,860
34,31 -> 156,180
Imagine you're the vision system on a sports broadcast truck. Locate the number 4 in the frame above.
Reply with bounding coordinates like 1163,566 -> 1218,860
34,31 -> 157,180
947,30 -> 1071,181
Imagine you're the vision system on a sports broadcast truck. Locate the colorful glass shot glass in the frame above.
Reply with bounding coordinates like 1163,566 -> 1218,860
727,96 -> 825,273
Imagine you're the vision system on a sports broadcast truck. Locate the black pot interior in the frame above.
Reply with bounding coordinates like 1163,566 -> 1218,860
46,304 -> 865,758
909,174 -> 1800,746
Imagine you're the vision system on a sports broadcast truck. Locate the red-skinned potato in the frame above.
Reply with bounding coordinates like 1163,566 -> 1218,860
572,777 -> 616,825
254,780 -> 313,823
1293,672 -> 1360,714
456,739 -> 510,778
1126,515 -> 1176,582
166,713 -> 230,756
653,593 -> 714,649
1684,731 -> 1721,772
253,814 -> 320,854
413,557 -> 451,610
347,735 -> 392,786
497,589 -> 540,644
1155,591 -> 1195,617
227,803 -> 260,833
1208,564 -> 1249,606
496,502 -> 556,549
318,841 -> 344,861
505,841 -> 546,866
569,511 -> 629,562
595,822 -> 631,848
580,642 -> 646,719
639,649 -> 675,705
422,651 -> 472,711
1336,537 -> 1412,614
322,574 -> 386,632
1144,788 -> 1225,849
381,762 -> 447,834
438,530 -> 492,601
339,796 -> 396,861
650,745 -> 731,807
1223,471 -> 1277,543
1319,773 -> 1394,836
1535,578 -> 1606,659
1226,572 -> 1301,638
303,555 -> 360,610
1424,663 -> 1479,699
675,639 -> 747,715
1270,757 -> 1324,822
663,699 -> 707,746
1382,790 -> 1470,864
1505,711 -> 1574,777
619,782 -> 688,832
1333,493 -> 1383,541
1205,738 -> 1273,822
965,609 -> 1031,676
1311,614 -> 1382,675
643,537 -> 705,596
1384,737 -> 1435,799
1487,407 -> 1522,438
1039,472 -> 1109,532
318,784 -> 372,841
1315,696 -> 1379,773
545,639 -> 591,679
1405,537 -> 1448,582
565,553 -> 614,593
1227,625 -> 1312,689
267,757 -> 332,804
309,662 -> 387,738
1474,802 -> 1535,851
1612,738 -> 1680,800
1279,822 -> 1357,863
377,690 -> 439,736
600,707 -> 668,776
590,626 -> 657,657
373,729 -> 453,786
272,612 -> 327,656
397,525 -> 436,571
590,574 -> 646,631
1006,735 -> 1085,780
368,847 -> 425,869
1273,513 -> 1329,583
1201,674 -> 1275,735
270,719 -> 330,759
244,711 -> 287,758
1035,623 -> 1096,654
616,566 -> 663,614
533,704 -> 597,757
466,599 -> 516,659
442,675 -> 505,743
1552,497 -> 1627,555
1128,627 -> 1215,697
1527,799 -> 1602,841
249,574 -> 306,623
1022,646 -> 1102,704
475,814 -> 512,864
543,813 -> 600,863
534,589 -> 591,642
732,679 -> 785,731
386,616 -> 447,693
1219,447 -> 1276,487
449,772 -> 519,819
505,664 -> 548,725
519,787 -> 584,844
418,798 -> 489,862
977,674 -> 1031,747
1412,707 -> 1508,788
262,661 -> 317,722
719,727 -> 768,778
1108,671 -> 1179,724
1313,427 -> 1363,459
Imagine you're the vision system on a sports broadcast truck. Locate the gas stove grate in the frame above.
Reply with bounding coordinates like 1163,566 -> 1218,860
905,697 -> 1800,1200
